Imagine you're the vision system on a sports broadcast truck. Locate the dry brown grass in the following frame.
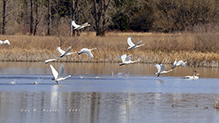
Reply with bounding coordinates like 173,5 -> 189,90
0,32 -> 219,67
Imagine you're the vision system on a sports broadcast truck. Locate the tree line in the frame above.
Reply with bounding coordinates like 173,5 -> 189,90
0,0 -> 218,36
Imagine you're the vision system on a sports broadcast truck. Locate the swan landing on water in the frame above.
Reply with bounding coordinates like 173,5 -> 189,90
50,64 -> 71,84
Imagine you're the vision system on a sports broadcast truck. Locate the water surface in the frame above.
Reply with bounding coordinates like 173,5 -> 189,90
0,62 -> 219,123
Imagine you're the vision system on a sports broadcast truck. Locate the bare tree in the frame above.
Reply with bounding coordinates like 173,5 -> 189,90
30,0 -> 33,35
47,0 -> 51,35
33,0 -> 40,35
86,0 -> 112,36
2,0 -> 6,34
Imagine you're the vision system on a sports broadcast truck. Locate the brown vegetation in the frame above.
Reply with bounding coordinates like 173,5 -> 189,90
0,31 -> 219,67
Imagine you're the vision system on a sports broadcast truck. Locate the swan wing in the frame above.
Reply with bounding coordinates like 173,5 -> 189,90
178,60 -> 187,67
160,64 -> 165,72
50,65 -> 58,79
58,64 -> 64,78
45,59 -> 57,64
64,46 -> 72,55
4,40 -> 10,45
171,60 -> 177,69
126,54 -> 132,61
119,54 -> 127,63
72,20 -> 80,28
81,22 -> 90,28
173,60 -> 177,65
154,63 -> 161,72
127,37 -> 135,47
80,48 -> 94,58
135,40 -> 142,46
85,50 -> 94,58
57,47 -> 65,54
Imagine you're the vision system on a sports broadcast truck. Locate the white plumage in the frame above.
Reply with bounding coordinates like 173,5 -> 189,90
172,60 -> 187,69
127,37 -> 145,50
57,46 -> 76,58
50,64 -> 71,84
154,63 -> 173,77
44,59 -> 57,64
0,40 -> 10,45
119,54 -> 140,66
184,70 -> 199,79
78,48 -> 97,58
72,20 -> 90,30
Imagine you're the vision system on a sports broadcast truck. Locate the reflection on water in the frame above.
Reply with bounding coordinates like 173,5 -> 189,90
0,62 -> 219,78
1,62 -> 219,122
1,91 -> 219,123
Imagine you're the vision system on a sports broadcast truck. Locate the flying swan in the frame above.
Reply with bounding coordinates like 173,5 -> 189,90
172,60 -> 187,69
78,48 -> 97,58
50,64 -> 71,84
72,20 -> 90,30
44,59 -> 57,64
119,54 -> 140,66
127,37 -> 145,50
57,46 -> 76,58
0,40 -> 10,45
154,63 -> 173,77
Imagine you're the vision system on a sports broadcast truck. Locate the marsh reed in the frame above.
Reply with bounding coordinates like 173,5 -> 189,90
0,31 -> 219,67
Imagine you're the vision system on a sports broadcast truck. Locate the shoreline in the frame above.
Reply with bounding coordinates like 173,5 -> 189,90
0,58 -> 218,68
0,33 -> 219,68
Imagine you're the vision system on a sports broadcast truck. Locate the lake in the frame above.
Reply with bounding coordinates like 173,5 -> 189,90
0,62 -> 219,123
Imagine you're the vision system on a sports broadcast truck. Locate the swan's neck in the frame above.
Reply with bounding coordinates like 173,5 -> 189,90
91,48 -> 97,51
69,51 -> 77,55
64,75 -> 71,79
164,69 -> 173,73
137,44 -> 145,47
131,59 -> 140,63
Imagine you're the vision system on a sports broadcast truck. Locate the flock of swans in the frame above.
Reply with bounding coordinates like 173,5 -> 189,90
3,21 -> 200,84
44,45 -> 97,84
119,37 -> 199,80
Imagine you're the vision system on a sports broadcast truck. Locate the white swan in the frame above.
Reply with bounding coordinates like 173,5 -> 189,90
50,64 -> 71,84
10,79 -> 17,84
0,40 -> 10,45
78,48 -> 97,58
44,59 -> 57,64
33,81 -> 39,84
119,54 -> 140,66
57,46 -> 76,58
72,20 -> 90,30
127,37 -> 145,50
172,60 -> 187,69
184,70 -> 199,79
154,63 -> 173,77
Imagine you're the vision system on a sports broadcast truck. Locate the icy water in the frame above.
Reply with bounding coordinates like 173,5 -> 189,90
1,62 -> 219,123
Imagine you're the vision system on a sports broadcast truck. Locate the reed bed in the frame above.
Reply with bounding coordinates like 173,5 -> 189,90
0,31 -> 219,67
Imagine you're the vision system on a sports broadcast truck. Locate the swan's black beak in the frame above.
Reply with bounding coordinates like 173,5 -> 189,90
78,52 -> 82,55
52,77 -> 55,80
